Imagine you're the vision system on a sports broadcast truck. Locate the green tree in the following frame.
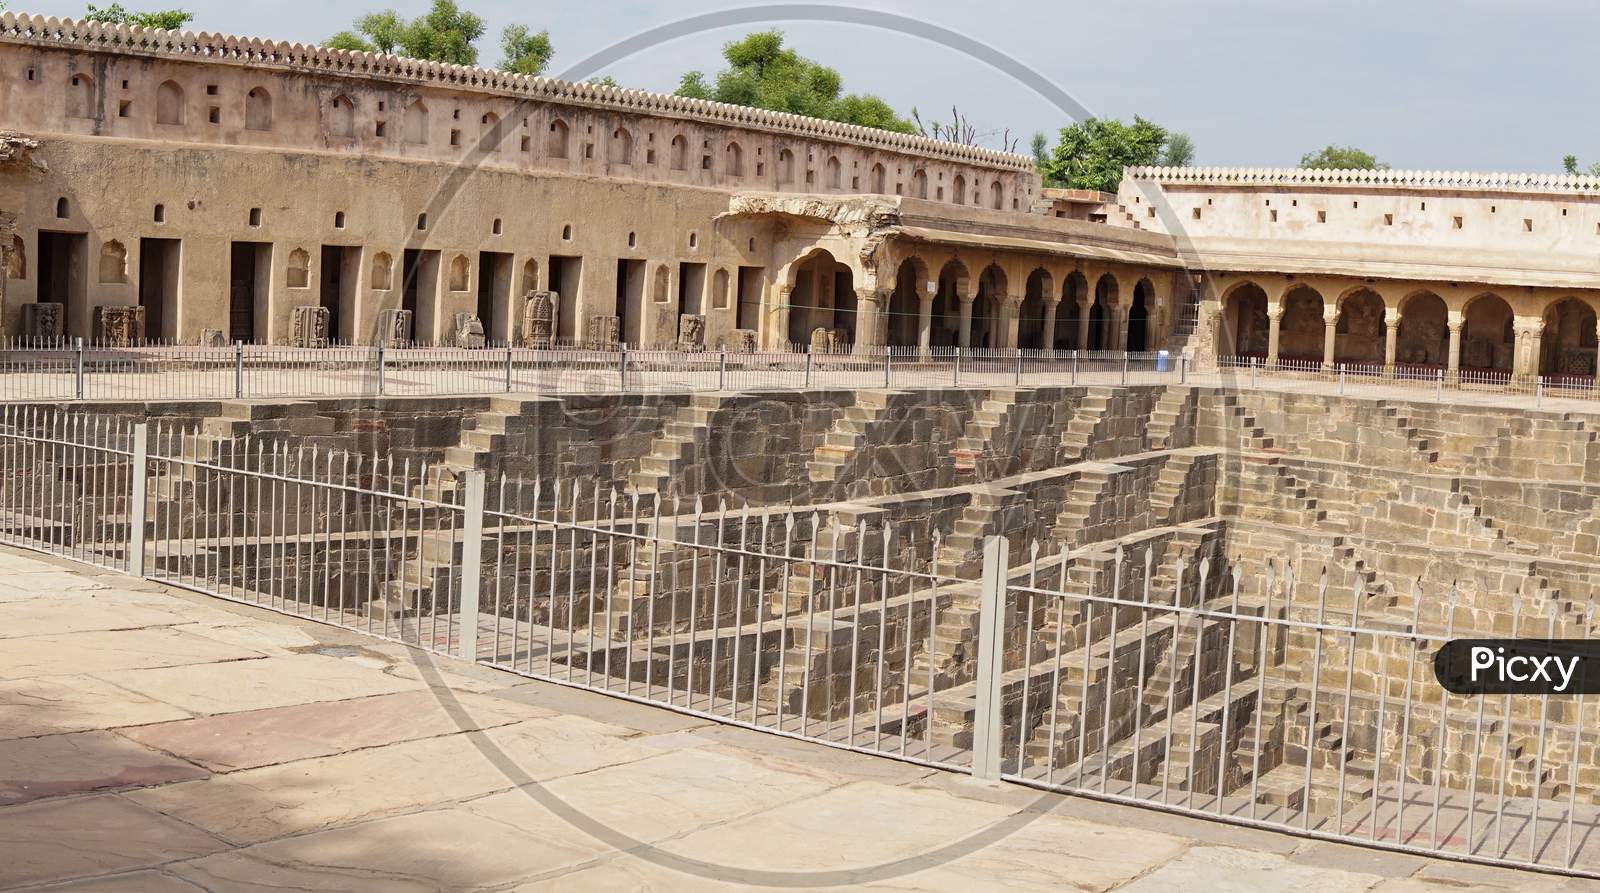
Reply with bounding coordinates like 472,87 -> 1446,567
1563,155 -> 1600,177
1161,132 -> 1195,167
499,24 -> 553,75
673,30 -> 915,134
84,2 -> 192,30
1040,116 -> 1169,193
1300,144 -> 1388,170
325,1 -> 484,65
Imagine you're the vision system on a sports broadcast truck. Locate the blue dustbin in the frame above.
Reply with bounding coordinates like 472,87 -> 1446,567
1156,350 -> 1169,372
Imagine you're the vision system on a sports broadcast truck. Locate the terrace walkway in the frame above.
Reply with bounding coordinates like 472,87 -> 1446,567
0,545 -> 1586,892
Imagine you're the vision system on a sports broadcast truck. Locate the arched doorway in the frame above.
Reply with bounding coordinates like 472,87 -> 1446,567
1334,288 -> 1386,365
1395,292 -> 1448,368
1088,273 -> 1118,350
1019,268 -> 1052,349
972,264 -> 1008,349
785,249 -> 854,347
1127,279 -> 1153,351
1541,298 -> 1598,378
1220,282 -> 1269,357
1056,272 -> 1087,349
932,260 -> 969,348
1460,293 -> 1514,374
1278,285 -> 1325,362
887,258 -> 927,347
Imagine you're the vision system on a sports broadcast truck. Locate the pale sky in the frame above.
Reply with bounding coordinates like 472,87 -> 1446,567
24,0 -> 1600,172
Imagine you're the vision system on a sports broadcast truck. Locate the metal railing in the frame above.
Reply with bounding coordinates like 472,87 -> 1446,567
4,342 -> 1600,413
1217,355 -> 1600,407
0,342 -> 1190,402
994,544 -> 1600,875
0,406 -> 1595,878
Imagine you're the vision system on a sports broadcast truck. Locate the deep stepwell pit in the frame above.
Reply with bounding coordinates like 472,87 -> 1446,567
16,384 -> 1600,868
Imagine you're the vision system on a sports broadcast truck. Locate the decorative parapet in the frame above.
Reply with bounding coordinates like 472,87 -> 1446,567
1127,166 -> 1600,194
0,12 -> 1034,172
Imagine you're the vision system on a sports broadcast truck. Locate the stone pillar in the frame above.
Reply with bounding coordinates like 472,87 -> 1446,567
1513,319 -> 1545,377
958,295 -> 974,349
1447,313 -> 1463,379
853,287 -> 884,350
1076,299 -> 1091,350
1322,312 -> 1338,369
1004,296 -> 1023,349
769,284 -> 793,349
1041,300 -> 1059,352
1383,317 -> 1399,374
917,293 -> 934,352
1266,304 -> 1283,365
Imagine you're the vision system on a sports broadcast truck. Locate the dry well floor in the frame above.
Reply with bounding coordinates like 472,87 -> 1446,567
0,545 -> 1592,893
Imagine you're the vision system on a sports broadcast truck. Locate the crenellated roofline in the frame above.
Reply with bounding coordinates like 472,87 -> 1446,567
0,12 -> 1036,173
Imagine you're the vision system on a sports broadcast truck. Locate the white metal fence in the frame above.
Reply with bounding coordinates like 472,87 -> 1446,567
0,406 -> 1595,879
3,343 -> 1599,412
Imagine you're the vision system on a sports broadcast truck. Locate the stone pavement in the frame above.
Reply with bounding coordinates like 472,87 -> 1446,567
0,546 -> 1593,892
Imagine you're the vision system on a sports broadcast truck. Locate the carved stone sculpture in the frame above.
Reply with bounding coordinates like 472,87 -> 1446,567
200,328 -> 226,347
92,305 -> 145,346
677,313 -> 706,351
721,329 -> 757,352
289,305 -> 330,348
810,326 -> 838,353
22,302 -> 63,340
521,290 -> 556,348
377,309 -> 413,347
453,312 -> 486,348
587,314 -> 620,349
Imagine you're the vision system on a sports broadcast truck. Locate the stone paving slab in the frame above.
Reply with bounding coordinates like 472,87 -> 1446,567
99,651 -> 418,714
0,627 -> 264,678
168,808 -> 609,892
0,673 -> 192,740
119,688 -> 553,771
1,545 -> 1594,892
0,795 -> 228,889
0,730 -> 206,806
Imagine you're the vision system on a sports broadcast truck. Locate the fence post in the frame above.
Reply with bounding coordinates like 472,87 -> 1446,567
505,343 -> 514,392
719,346 -> 728,391
234,342 -> 245,399
1435,369 -> 1443,400
804,350 -> 813,388
457,469 -> 486,661
618,347 -> 628,393
1536,375 -> 1544,407
885,347 -> 893,388
1071,350 -> 1078,386
1015,349 -> 1023,386
971,534 -> 1009,781
953,347 -> 961,386
1121,353 -> 1128,386
1338,364 -> 1346,396
1250,357 -> 1257,388
74,338 -> 84,400
377,343 -> 386,396
127,423 -> 149,578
